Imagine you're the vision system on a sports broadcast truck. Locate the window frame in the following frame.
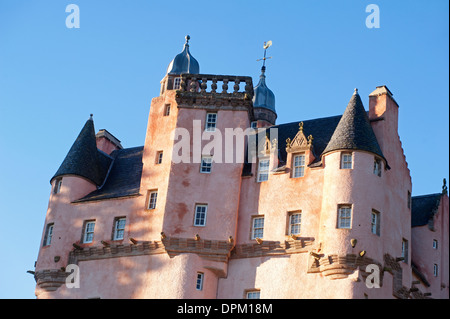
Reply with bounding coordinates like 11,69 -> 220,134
432,239 -> 438,249
371,210 -> 381,236
337,205 -> 352,229
163,104 -> 171,116
292,153 -> 306,178
156,151 -> 163,164
251,216 -> 265,240
341,152 -> 353,169
245,290 -> 261,299
373,158 -> 382,177
43,223 -> 54,247
257,158 -> 270,182
401,238 -> 409,264
53,178 -> 62,194
433,264 -> 439,277
196,272 -> 204,291
173,77 -> 182,90
200,155 -> 213,173
205,113 -> 217,132
82,220 -> 96,244
112,217 -> 126,241
194,204 -> 208,227
147,190 -> 158,210
288,212 -> 302,236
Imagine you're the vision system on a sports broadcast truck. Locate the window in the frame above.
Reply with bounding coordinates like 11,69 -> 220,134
433,264 -> 439,277
82,221 -> 96,243
251,216 -> 265,239
147,191 -> 158,210
257,158 -> 270,182
156,151 -> 163,164
194,204 -> 208,226
113,217 -> 126,240
196,272 -> 204,290
371,210 -> 380,236
289,212 -> 302,235
164,104 -> 171,116
246,290 -> 260,299
53,178 -> 62,194
293,154 -> 306,178
341,153 -> 353,169
373,158 -> 382,177
401,238 -> 408,263
173,77 -> 181,90
205,113 -> 217,132
43,223 -> 54,247
433,239 -> 438,249
200,156 -> 212,173
251,121 -> 257,129
337,205 -> 352,229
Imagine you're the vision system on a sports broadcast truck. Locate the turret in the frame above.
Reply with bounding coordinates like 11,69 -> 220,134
160,35 -> 200,95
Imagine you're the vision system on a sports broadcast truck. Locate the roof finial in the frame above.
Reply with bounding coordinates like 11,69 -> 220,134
354,88 -> 358,95
443,178 -> 448,195
89,113 -> 93,120
185,35 -> 190,45
257,40 -> 273,73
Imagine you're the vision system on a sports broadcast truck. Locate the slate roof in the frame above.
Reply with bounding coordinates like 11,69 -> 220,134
411,193 -> 442,227
51,117 -> 112,186
73,146 -> 144,203
322,91 -> 385,161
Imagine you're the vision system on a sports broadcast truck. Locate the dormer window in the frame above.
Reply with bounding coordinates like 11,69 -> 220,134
292,154 -> 306,178
257,158 -> 270,182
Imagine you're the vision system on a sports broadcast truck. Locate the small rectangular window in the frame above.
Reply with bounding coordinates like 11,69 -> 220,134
433,264 -> 439,277
156,151 -> 163,164
293,154 -> 306,178
251,216 -> 264,239
257,158 -> 270,182
371,210 -> 380,236
163,104 -> 171,116
113,217 -> 126,240
341,153 -> 353,169
200,156 -> 212,173
246,290 -> 261,299
205,113 -> 217,132
337,205 -> 352,229
433,239 -> 438,249
196,272 -> 204,290
194,204 -> 208,226
147,191 -> 158,210
43,223 -> 54,247
251,121 -> 257,129
82,220 -> 96,243
401,238 -> 408,263
173,77 -> 181,90
53,178 -> 62,194
289,212 -> 302,235
373,158 -> 382,177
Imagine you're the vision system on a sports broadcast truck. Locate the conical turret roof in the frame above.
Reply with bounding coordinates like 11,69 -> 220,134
322,89 -> 385,161
51,115 -> 111,186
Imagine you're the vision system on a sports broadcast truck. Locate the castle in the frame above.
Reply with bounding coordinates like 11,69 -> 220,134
34,36 -> 449,299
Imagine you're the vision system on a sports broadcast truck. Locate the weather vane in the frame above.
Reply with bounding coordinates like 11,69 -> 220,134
256,40 -> 273,69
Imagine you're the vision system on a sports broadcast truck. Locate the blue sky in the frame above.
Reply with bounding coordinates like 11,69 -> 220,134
0,0 -> 448,298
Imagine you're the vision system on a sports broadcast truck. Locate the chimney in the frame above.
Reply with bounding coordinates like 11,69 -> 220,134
368,85 -> 399,154
96,129 -> 123,155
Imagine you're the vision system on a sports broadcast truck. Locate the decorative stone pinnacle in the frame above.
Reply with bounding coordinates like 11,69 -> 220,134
299,122 -> 304,132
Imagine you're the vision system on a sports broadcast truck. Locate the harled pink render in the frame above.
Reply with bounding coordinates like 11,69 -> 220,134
33,45 -> 449,299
